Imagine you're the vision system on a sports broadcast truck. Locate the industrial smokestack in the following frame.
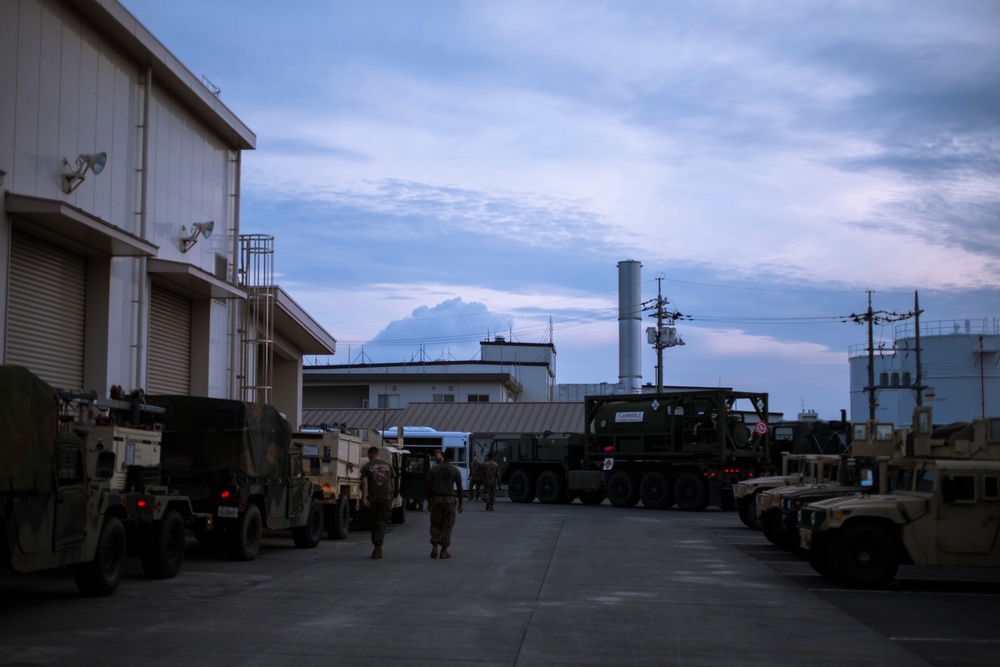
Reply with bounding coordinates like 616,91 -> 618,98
618,260 -> 642,394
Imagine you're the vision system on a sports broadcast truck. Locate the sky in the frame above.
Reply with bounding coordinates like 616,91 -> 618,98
120,0 -> 1000,420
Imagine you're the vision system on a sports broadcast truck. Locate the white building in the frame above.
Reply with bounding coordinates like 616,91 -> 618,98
304,339 -> 555,410
849,318 -> 1000,426
1,0 -> 334,426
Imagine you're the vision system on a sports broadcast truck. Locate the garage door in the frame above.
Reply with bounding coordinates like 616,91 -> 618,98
147,284 -> 191,395
6,229 -> 87,390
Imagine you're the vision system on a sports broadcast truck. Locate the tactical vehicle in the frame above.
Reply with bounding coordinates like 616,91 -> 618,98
734,453 -> 839,528
296,427 -> 363,539
147,396 -> 324,560
1,366 -> 213,595
753,455 -> 849,541
799,408 -> 1000,588
490,432 -> 585,504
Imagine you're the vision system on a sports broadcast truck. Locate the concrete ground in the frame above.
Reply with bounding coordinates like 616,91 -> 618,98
2,498 -> 996,666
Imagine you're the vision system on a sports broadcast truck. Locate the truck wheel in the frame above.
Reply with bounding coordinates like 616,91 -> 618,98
639,472 -> 673,509
508,470 -> 536,503
74,516 -> 126,596
607,471 -> 640,508
327,495 -> 350,540
536,471 -> 565,504
737,496 -> 759,529
226,504 -> 262,561
674,472 -> 709,511
807,535 -> 835,578
141,509 -> 186,579
829,524 -> 900,589
579,492 -> 605,505
391,500 -> 406,525
293,498 -> 324,549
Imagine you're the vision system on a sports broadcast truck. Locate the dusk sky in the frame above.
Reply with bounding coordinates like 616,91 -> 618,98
121,0 -> 999,420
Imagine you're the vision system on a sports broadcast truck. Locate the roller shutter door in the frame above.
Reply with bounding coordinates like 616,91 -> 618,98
147,284 -> 191,395
6,230 -> 87,389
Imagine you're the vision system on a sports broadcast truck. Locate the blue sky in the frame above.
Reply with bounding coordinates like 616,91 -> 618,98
121,0 -> 1000,420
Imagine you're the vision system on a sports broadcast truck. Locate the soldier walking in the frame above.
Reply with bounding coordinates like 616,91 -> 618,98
427,449 -> 463,559
481,452 -> 500,511
360,446 -> 396,559
469,455 -> 483,500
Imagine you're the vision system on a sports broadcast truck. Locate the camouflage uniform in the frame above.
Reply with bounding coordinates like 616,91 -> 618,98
360,455 -> 395,557
481,457 -> 500,511
427,456 -> 463,558
469,457 -> 483,500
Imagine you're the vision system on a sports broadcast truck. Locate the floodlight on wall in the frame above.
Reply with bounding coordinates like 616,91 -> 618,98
180,221 -> 214,252
62,152 -> 107,193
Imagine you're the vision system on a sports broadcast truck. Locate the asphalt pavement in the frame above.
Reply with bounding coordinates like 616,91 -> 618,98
2,498 -> 997,666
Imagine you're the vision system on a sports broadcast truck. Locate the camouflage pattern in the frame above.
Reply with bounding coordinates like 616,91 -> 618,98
0,365 -> 60,494
482,459 -> 500,505
367,494 -> 392,546
429,496 -> 457,548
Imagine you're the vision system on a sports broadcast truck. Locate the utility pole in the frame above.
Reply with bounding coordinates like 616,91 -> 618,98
644,276 -> 684,392
847,292 -> 916,421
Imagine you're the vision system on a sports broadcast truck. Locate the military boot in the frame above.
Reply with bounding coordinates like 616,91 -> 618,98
372,545 -> 382,559
430,543 -> 439,559
439,548 -> 451,559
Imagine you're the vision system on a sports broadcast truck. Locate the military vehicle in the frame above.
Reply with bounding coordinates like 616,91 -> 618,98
490,432 -> 585,504
760,421 -> 900,550
295,427 -> 363,539
489,390 -> 770,510
753,455 -> 849,541
799,408 -> 1000,589
147,396 -> 325,560
1,366 -> 208,595
734,453 -> 839,528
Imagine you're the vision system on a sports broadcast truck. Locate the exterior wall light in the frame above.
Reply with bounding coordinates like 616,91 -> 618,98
181,220 -> 215,252
62,152 -> 107,193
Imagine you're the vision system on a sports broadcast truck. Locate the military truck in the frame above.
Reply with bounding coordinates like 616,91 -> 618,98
753,455 -> 849,539
1,366 -> 213,595
492,390 -> 769,511
147,396 -> 325,560
296,427 -> 363,539
799,408 -> 1000,588
490,432 -> 586,504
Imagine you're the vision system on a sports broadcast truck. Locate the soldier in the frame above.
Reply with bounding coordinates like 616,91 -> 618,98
469,455 -> 483,500
426,448 -> 463,559
481,452 -> 500,511
360,446 -> 396,559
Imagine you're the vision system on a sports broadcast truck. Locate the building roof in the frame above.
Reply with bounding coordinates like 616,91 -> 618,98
301,401 -> 584,436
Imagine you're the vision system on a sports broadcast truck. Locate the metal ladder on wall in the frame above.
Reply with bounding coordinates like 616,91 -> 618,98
238,234 -> 274,405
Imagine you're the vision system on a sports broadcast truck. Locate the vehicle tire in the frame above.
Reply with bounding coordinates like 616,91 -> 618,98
327,495 -> 350,540
507,470 -> 536,503
737,496 -> 759,529
293,498 -> 324,549
579,492 -> 605,505
639,472 -> 673,509
807,535 -> 835,578
225,504 -> 262,561
391,499 -> 406,525
673,472 -> 709,511
761,511 -> 781,546
74,516 -> 126,596
829,524 -> 900,589
607,471 -> 640,508
536,471 -> 565,504
140,509 -> 186,579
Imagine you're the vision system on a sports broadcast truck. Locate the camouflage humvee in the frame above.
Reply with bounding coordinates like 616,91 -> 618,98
0,366 -> 124,595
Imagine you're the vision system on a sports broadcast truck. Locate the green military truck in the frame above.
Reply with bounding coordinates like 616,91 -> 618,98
799,408 -> 1000,588
490,432 -> 586,504
147,396 -> 324,561
1,366 -> 210,595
